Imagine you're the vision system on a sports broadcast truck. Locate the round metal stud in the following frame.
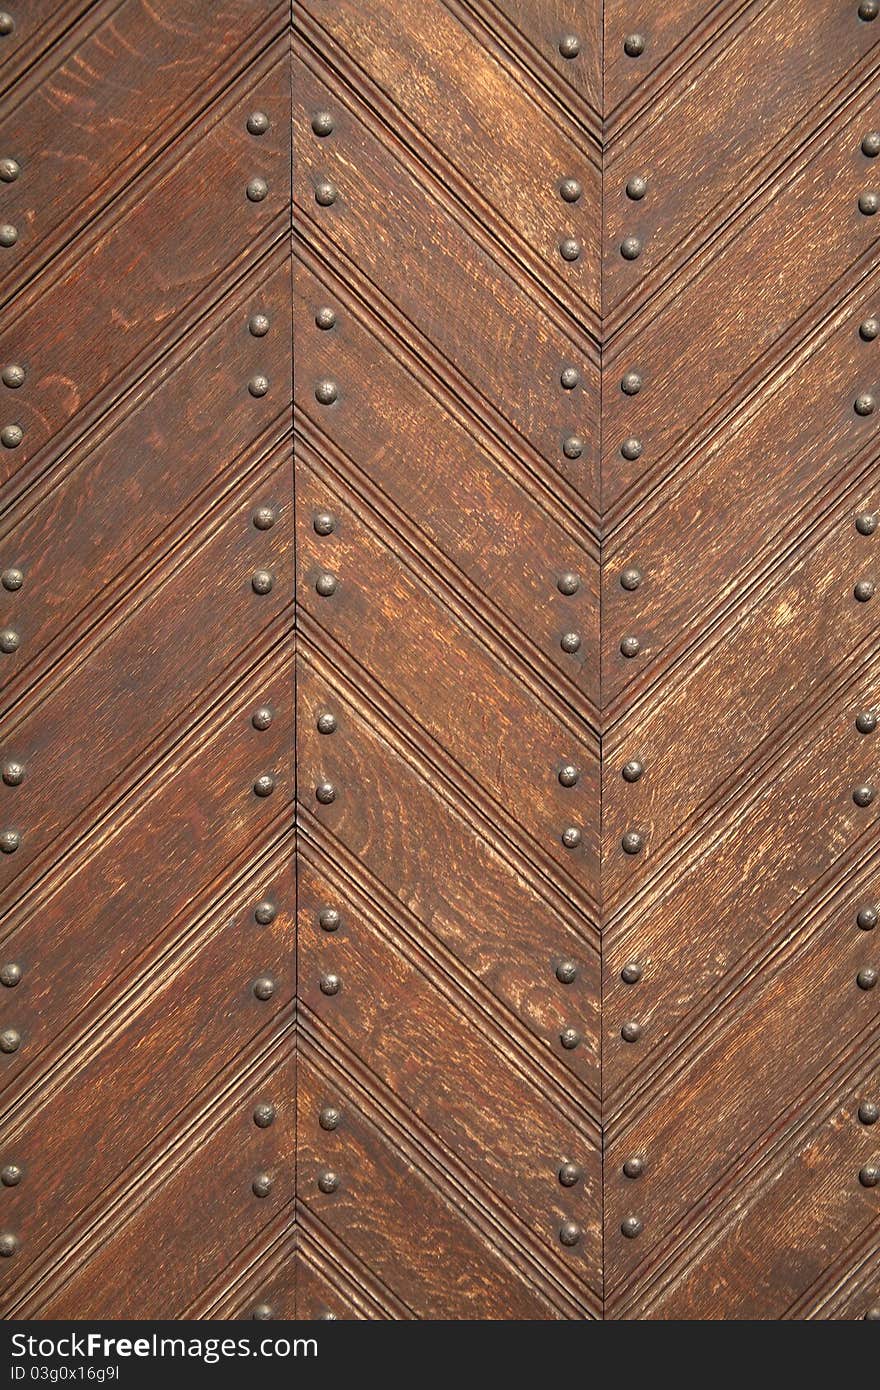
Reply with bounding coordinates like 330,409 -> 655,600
319,1106 -> 341,1130
252,505 -> 277,530
253,977 -> 275,1001
252,570 -> 273,594
559,34 -> 580,58
1,364 -> 23,387
626,174 -> 648,200
315,378 -> 338,405
317,1311 -> 338,1321
558,1161 -> 582,1187
0,1028 -> 21,1052
856,711 -> 878,734
863,133 -> 880,158
560,177 -> 582,203
859,1 -> 880,18
557,571 -> 580,595
253,1103 -> 276,1128
560,367 -> 580,390
857,906 -> 878,930
315,181 -> 337,207
252,1173 -> 273,1198
621,370 -> 642,395
620,235 -> 642,261
246,111 -> 269,136
621,830 -> 644,854
620,437 -> 643,461
319,973 -> 341,996
621,1215 -> 643,1238
2,761 -> 23,786
0,225 -> 18,248
0,964 -> 21,987
317,711 -> 337,734
854,393 -> 876,416
561,826 -> 582,849
624,33 -> 646,56
315,306 -> 336,330
622,759 -> 644,783
865,1307 -> 880,1320
0,629 -> 20,654
311,111 -> 334,137
0,830 -> 20,853
559,1220 -> 581,1247
0,15 -> 13,37
1,424 -> 22,448
555,960 -> 578,984
858,1100 -> 879,1124
559,237 -> 582,262
560,631 -> 581,654
560,1027 -> 581,1050
854,579 -> 876,602
252,1305 -> 273,1321
856,513 -> 878,535
246,177 -> 268,202
859,192 -> 880,215
621,1021 -> 642,1043
620,566 -> 643,590
316,781 -> 336,805
249,313 -> 270,337
620,635 -> 641,658
621,962 -> 643,984
0,1234 -> 18,1257
558,764 -> 579,787
860,315 -> 880,339
254,901 -> 276,925
314,509 -> 336,535
859,1165 -> 879,1187
253,773 -> 276,798
315,572 -> 338,597
0,1164 -> 21,1186
319,907 -> 340,932
623,1157 -> 644,1179
248,374 -> 269,398
318,1170 -> 339,1194
853,784 -> 876,807
856,966 -> 878,989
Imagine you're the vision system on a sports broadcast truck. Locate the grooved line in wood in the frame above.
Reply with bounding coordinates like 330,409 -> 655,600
296,1207 -> 411,1320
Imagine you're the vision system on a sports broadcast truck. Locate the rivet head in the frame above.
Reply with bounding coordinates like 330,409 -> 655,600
854,393 -> 876,416
319,907 -> 340,932
314,510 -> 336,535
249,313 -> 270,337
853,784 -> 876,807
558,1161 -> 582,1187
557,570 -> 580,595
863,133 -> 880,158
620,235 -> 642,261
621,1020 -> 642,1043
317,711 -> 337,734
854,579 -> 876,602
1,424 -> 23,448
319,973 -> 341,996
559,34 -> 580,58
555,959 -> 578,984
621,962 -> 643,984
0,963 -> 21,986
252,1304 -> 273,1321
858,1100 -> 879,1124
856,512 -> 878,535
559,1220 -> 581,1247
0,629 -> 20,653
254,900 -> 276,925
559,237 -> 582,262
856,710 -> 878,734
856,966 -> 878,989
0,1028 -> 21,1052
860,315 -> 880,339
246,111 -> 269,136
248,374 -> 269,398
620,566 -> 643,590
621,1215 -> 643,1238
253,773 -> 276,798
623,33 -> 646,57
859,1165 -> 880,1187
558,764 -> 579,787
246,177 -> 268,202
626,174 -> 648,200
319,1106 -> 341,1130
620,437 -> 643,461
316,781 -> 336,805
1,761 -> 23,786
253,977 -> 275,1001
560,631 -> 581,654
560,1026 -> 581,1050
0,15 -> 14,37
312,111 -> 334,137
0,829 -> 20,853
623,1157 -> 644,1179
865,1307 -> 880,1320
252,1173 -> 273,1198
1,364 -> 23,387
620,635 -> 641,658
0,225 -> 18,248
0,1233 -> 18,1257
859,0 -> 879,18
253,1103 -> 276,1128
857,905 -> 878,930
622,759 -> 644,782
252,504 -> 277,530
318,1170 -> 339,1193
315,378 -> 338,405
560,367 -> 580,389
859,191 -> 880,216
315,306 -> 336,330
561,825 -> 582,849
252,570 -> 273,595
315,181 -> 337,206
315,571 -> 338,597
0,1164 -> 21,1186
560,177 -> 582,203
621,830 -> 644,854
621,370 -> 642,395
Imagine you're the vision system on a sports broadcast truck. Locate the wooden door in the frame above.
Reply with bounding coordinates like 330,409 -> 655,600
1,0 -> 877,1322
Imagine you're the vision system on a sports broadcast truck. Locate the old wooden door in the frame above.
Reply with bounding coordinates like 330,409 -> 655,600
1,0 -> 878,1322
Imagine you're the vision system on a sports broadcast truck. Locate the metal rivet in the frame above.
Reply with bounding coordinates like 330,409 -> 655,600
252,1173 -> 273,1198
0,14 -> 13,37
249,313 -> 270,337
0,629 -> 20,654
318,1170 -> 339,1193
246,111 -> 269,136
854,579 -> 876,602
315,181 -> 337,207
858,1100 -> 879,1124
0,964 -> 21,987
856,711 -> 878,734
854,393 -> 876,416
319,907 -> 340,932
859,191 -> 879,216
558,764 -> 579,787
856,966 -> 878,989
621,830 -> 644,854
560,631 -> 581,654
559,1220 -> 581,1246
253,1103 -> 276,1128
623,1157 -> 644,1179
319,1106 -> 341,1130
315,378 -> 338,405
560,1026 -> 581,1050
856,513 -> 878,535
312,111 -> 334,137
621,1021 -> 642,1043
623,33 -> 646,56
316,781 -> 336,805
563,435 -> 584,459
555,959 -> 578,984
0,1164 -> 21,1186
0,225 -> 18,248
859,1165 -> 880,1187
621,370 -> 642,395
859,1 -> 879,18
860,315 -> 880,339
0,1234 -> 18,1257
0,1028 -> 21,1053
558,1161 -> 582,1187
559,34 -> 580,58
253,977 -> 275,1001
560,177 -> 582,203
865,1307 -> 880,1320
252,570 -> 273,595
620,235 -> 642,260
620,437 -> 642,461
864,133 -> 880,159
561,826 -> 582,849
0,829 -> 20,854
314,510 -> 336,535
1,424 -> 22,448
253,773 -> 276,798
857,905 -> 878,930
254,901 -> 276,925
626,175 -> 648,200
620,566 -> 643,590
315,572 -> 338,597
252,1304 -> 273,1321
0,760 -> 23,789
622,759 -> 644,783
559,237 -> 582,262
620,635 -> 641,658
319,973 -> 341,996
853,785 -> 876,807
248,374 -> 269,398
621,962 -> 642,984
560,367 -> 580,390
252,504 -> 277,530
247,177 -> 268,202
317,711 -> 337,734
1,364 -> 23,387
557,571 -> 580,595
621,1215 -> 643,1238
315,306 -> 336,330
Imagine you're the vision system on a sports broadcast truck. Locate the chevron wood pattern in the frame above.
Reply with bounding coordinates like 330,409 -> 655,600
0,0 -> 877,1324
